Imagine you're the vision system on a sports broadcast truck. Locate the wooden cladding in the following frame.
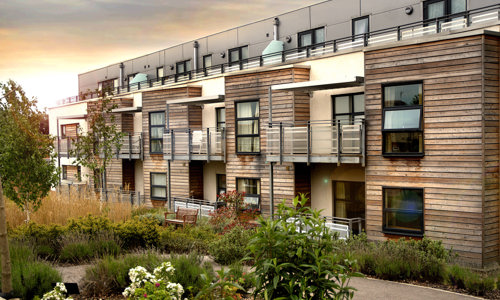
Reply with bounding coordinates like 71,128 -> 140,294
364,34 -> 499,267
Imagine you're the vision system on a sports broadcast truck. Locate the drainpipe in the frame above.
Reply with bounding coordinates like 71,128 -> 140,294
273,17 -> 280,41
119,63 -> 124,87
193,41 -> 199,73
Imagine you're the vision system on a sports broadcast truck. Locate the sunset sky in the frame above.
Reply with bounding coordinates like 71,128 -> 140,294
0,0 -> 321,110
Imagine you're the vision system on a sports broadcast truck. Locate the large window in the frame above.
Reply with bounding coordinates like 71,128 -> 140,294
298,27 -> 325,48
333,181 -> 365,219
216,107 -> 226,130
151,173 -> 167,200
176,60 -> 191,75
216,174 -> 226,198
228,46 -> 249,66
424,0 -> 466,20
237,178 -> 261,210
352,16 -> 369,41
149,112 -> 165,154
383,188 -> 424,235
382,83 -> 423,156
236,100 -> 259,153
333,93 -> 364,124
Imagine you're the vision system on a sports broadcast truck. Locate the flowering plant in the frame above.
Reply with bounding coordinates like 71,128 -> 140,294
41,282 -> 73,300
123,262 -> 184,300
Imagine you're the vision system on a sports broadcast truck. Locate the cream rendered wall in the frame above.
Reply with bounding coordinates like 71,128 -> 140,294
133,93 -> 143,133
310,164 -> 365,217
203,161 -> 226,202
135,160 -> 144,196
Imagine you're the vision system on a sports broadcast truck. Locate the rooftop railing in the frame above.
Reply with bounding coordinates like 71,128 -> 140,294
266,119 -> 365,165
163,127 -> 225,162
57,4 -> 499,105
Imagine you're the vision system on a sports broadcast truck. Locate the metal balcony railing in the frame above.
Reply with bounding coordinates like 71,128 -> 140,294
163,127 -> 225,162
57,4 -> 500,106
266,119 -> 365,165
54,137 -> 78,158
115,132 -> 143,160
172,197 -> 217,217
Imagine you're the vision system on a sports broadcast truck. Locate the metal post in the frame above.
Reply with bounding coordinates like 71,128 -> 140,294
188,128 -> 192,162
307,121 -> 311,166
397,26 -> 401,41
269,162 -> 274,218
128,133 -> 132,160
337,119 -> 341,166
167,161 -> 172,210
279,122 -> 283,165
222,128 -> 227,163
56,119 -> 61,186
206,128 -> 211,162
361,119 -> 366,167
66,138 -> 70,159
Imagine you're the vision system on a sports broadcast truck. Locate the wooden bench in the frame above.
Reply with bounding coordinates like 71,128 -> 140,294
164,207 -> 198,228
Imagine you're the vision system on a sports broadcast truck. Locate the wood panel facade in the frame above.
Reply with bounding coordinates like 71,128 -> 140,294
224,66 -> 310,214
364,33 -> 500,267
141,87 -> 202,206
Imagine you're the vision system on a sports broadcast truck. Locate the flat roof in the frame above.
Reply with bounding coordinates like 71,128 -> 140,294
167,95 -> 225,105
271,76 -> 364,92
112,106 -> 142,113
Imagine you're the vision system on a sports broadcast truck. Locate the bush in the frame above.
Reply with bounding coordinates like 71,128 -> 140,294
1,243 -> 62,299
247,195 -> 361,299
10,223 -> 63,260
65,214 -> 114,235
58,231 -> 122,263
159,225 -> 216,254
209,225 -> 253,265
83,252 -> 165,296
59,242 -> 93,263
114,216 -> 160,249
169,253 -> 215,298
447,265 -> 495,296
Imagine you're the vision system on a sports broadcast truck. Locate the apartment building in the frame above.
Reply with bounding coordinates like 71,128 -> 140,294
48,0 -> 500,267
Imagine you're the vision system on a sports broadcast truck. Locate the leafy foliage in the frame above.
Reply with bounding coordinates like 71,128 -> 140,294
247,194 -> 361,300
208,225 -> 253,265
0,80 -> 58,221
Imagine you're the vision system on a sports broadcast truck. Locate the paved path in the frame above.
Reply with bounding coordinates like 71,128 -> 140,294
351,277 -> 482,300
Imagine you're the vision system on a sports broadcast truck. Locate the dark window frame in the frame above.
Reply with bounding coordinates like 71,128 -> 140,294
352,16 -> 370,41
235,99 -> 260,154
298,27 -> 325,49
150,172 -> 167,201
382,82 -> 424,157
236,177 -> 261,210
149,111 -> 165,154
332,93 -> 365,124
176,60 -> 191,75
423,0 -> 467,21
156,66 -> 164,79
62,165 -> 68,180
228,45 -> 249,67
382,187 -> 424,236
216,174 -> 226,198
216,107 -> 226,130
203,54 -> 212,70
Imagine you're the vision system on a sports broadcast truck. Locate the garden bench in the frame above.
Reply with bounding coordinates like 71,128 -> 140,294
164,207 -> 198,227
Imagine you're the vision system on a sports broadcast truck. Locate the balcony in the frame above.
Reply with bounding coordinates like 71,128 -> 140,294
115,132 -> 143,160
266,120 -> 365,165
163,127 -> 225,161
54,137 -> 78,158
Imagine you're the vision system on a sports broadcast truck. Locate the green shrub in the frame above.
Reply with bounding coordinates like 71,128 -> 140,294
114,216 -> 160,249
159,225 -> 216,254
169,253 -> 215,298
209,225 -> 253,265
227,261 -> 255,292
83,252 -> 165,296
447,265 -> 495,296
1,243 -> 61,299
59,242 -> 93,263
58,231 -> 122,263
65,214 -> 114,235
247,195 -> 361,299
10,223 -> 63,260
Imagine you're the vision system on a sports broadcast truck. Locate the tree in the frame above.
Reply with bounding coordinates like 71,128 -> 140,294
0,80 -> 59,222
70,93 -> 124,192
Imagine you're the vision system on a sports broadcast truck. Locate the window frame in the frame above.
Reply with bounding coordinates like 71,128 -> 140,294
216,107 -> 226,130
203,54 -> 212,70
298,27 -> 325,49
382,82 -> 424,157
235,100 -> 260,154
62,165 -> 68,180
332,93 -> 365,124
150,172 -> 167,201
236,177 -> 261,210
382,187 -> 424,236
423,0 -> 467,21
228,45 -> 249,67
352,16 -> 370,41
216,174 -> 226,198
176,60 -> 191,75
156,66 -> 164,79
149,111 -> 165,154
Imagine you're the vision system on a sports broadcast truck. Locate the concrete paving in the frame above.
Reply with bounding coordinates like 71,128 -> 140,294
351,277 -> 482,300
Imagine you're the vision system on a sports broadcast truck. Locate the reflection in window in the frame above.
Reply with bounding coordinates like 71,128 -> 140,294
298,27 -> 325,48
333,181 -> 365,233
151,173 -> 167,200
229,46 -> 249,66
352,16 -> 369,40
383,188 -> 423,235
424,0 -> 466,20
237,178 -> 260,210
216,107 -> 226,130
333,93 -> 365,124
382,83 -> 423,156
149,112 -> 165,153
176,60 -> 191,74
236,101 -> 259,153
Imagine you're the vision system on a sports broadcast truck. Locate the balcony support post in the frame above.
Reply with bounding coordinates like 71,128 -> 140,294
269,162 -> 274,219
140,133 -> 144,160
361,119 -> 366,167
188,128 -> 192,162
279,122 -> 283,165
67,138 -> 70,159
337,119 -> 341,166
167,160 -> 172,210
129,133 -> 132,161
223,128 -> 227,163
206,128 -> 211,163
56,118 -> 61,186
307,121 -> 311,166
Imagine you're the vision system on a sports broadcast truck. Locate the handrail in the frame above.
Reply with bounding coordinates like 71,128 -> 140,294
56,4 -> 500,105
163,127 -> 225,160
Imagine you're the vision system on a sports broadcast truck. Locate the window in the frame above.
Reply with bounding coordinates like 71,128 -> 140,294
149,112 -> 165,154
424,0 -> 466,20
228,46 -> 249,66
298,27 -> 325,48
98,78 -> 117,92
216,107 -> 226,130
176,60 -> 191,75
237,178 -> 260,210
216,174 -> 226,198
236,100 -> 259,153
62,165 -> 68,180
352,16 -> 369,40
333,181 -> 365,233
382,83 -> 423,156
157,67 -> 164,79
62,165 -> 81,181
332,93 -> 364,124
61,124 -> 77,139
383,187 -> 424,235
203,55 -> 212,70
151,173 -> 167,200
